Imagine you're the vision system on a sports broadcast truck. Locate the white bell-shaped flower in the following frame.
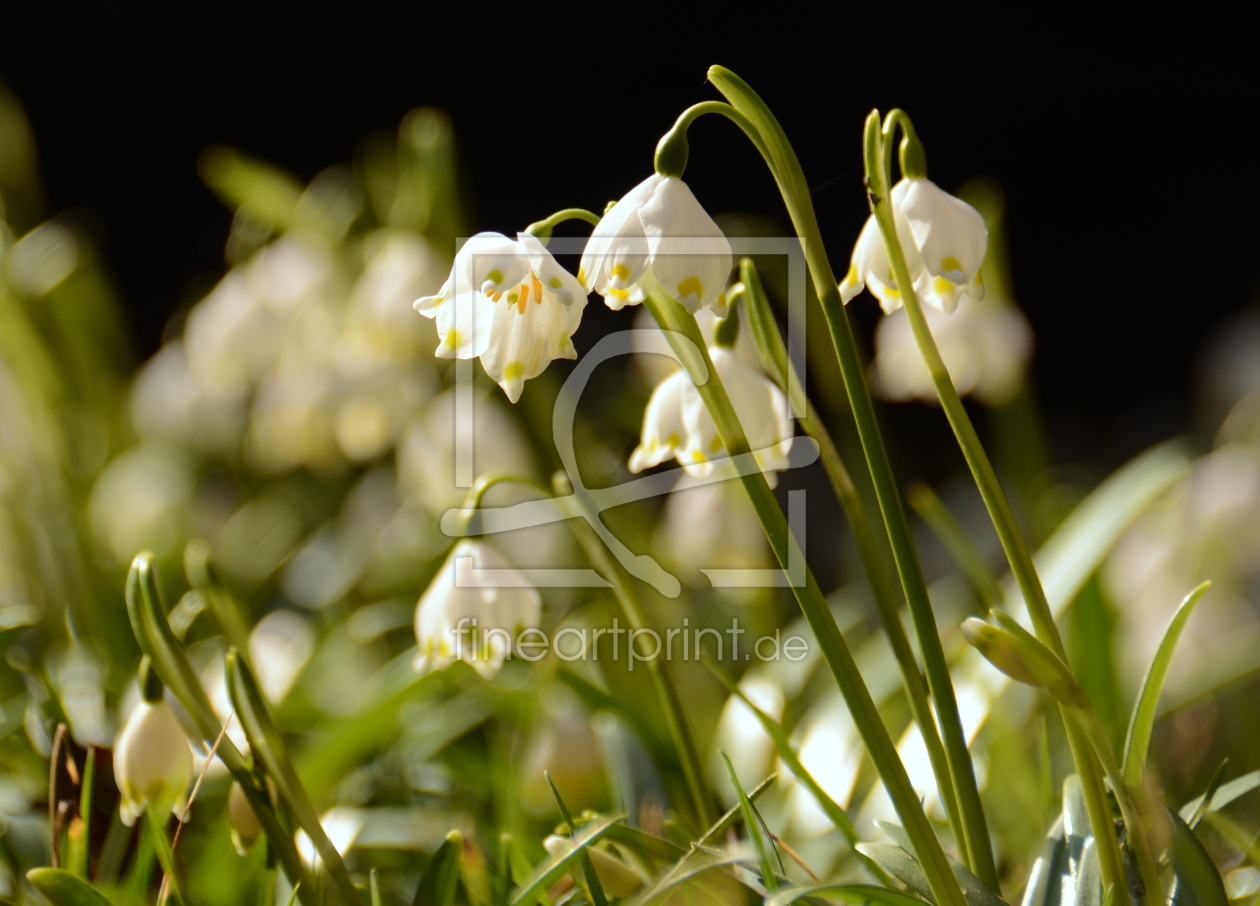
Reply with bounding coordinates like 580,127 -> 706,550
841,178 -> 987,315
579,174 -> 732,314
414,539 -> 541,679
872,295 -> 1033,405
414,232 -> 586,403
113,689 -> 194,827
629,347 -> 793,486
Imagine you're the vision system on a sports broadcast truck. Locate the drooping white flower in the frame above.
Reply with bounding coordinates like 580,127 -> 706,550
414,232 -> 586,403
579,174 -> 732,314
113,696 -> 194,827
840,178 -> 987,314
871,295 -> 1033,405
629,347 -> 793,486
413,540 -> 541,679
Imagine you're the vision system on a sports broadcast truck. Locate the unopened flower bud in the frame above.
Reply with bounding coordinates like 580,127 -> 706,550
961,617 -> 1087,708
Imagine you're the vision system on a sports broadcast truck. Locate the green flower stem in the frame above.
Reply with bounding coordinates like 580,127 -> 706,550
735,261 -> 966,855
125,554 -> 320,906
1070,706 -> 1163,903
444,470 -> 714,829
706,65 -> 998,891
552,472 -> 714,830
642,289 -> 968,906
861,112 -> 1133,905
524,208 -> 602,241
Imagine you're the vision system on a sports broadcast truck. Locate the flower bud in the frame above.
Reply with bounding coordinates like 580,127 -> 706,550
961,616 -> 1087,708
113,696 -> 194,827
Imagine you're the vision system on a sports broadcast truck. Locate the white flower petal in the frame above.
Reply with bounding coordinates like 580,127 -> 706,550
459,231 -> 529,295
414,540 -> 541,679
897,177 -> 987,284
638,177 -> 732,313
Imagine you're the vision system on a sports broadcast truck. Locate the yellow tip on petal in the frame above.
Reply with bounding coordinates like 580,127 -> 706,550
677,276 -> 703,300
503,361 -> 525,382
610,263 -> 631,281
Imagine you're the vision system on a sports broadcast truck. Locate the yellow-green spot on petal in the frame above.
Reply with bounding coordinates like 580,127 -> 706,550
609,288 -> 630,301
941,256 -> 963,273
486,269 -> 504,285
444,328 -> 462,349
709,435 -> 723,452
507,291 -> 519,304
677,276 -> 703,299
548,277 -> 564,289
665,432 -> 681,448
842,263 -> 859,286
503,361 -> 525,381
610,263 -> 631,281
933,275 -> 956,295
576,267 -> 587,284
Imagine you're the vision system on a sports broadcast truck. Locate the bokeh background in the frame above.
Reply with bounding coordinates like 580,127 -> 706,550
3,10 -> 1260,904
3,10 -> 1258,471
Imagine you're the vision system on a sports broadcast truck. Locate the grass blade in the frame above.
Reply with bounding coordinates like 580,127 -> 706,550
543,774 -> 609,906
414,831 -> 462,906
507,813 -> 618,906
25,868 -> 111,906
1180,770 -> 1260,823
1121,582 -> 1211,788
767,883 -> 929,906
721,751 -> 779,893
226,648 -> 365,906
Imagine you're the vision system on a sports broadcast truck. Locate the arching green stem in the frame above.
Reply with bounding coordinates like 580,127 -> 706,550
706,65 -> 998,892
643,289 -> 968,906
863,109 -> 1139,904
654,100 -> 768,178
449,471 -> 714,828
733,261 -> 965,855
524,208 -> 602,242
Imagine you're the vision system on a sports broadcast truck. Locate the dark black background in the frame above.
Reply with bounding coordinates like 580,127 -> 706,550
2,9 -> 1256,466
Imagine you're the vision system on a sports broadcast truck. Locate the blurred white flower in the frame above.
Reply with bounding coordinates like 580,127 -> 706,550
227,777 -> 277,855
708,675 -> 783,806
631,305 -> 760,386
629,347 -> 793,485
6,221 -> 80,296
248,610 -> 315,701
579,174 -> 731,314
295,806 -> 365,870
88,445 -> 193,562
657,480 -> 769,578
113,696 -> 194,827
397,389 -> 535,516
1106,443 -> 1260,689
131,342 -> 246,455
341,230 -> 446,367
415,232 -> 586,402
841,178 -> 987,314
871,295 -> 1032,405
413,540 -> 540,680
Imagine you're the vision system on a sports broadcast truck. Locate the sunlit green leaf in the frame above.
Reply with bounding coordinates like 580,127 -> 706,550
25,868 -> 111,906
1121,582 -> 1211,788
